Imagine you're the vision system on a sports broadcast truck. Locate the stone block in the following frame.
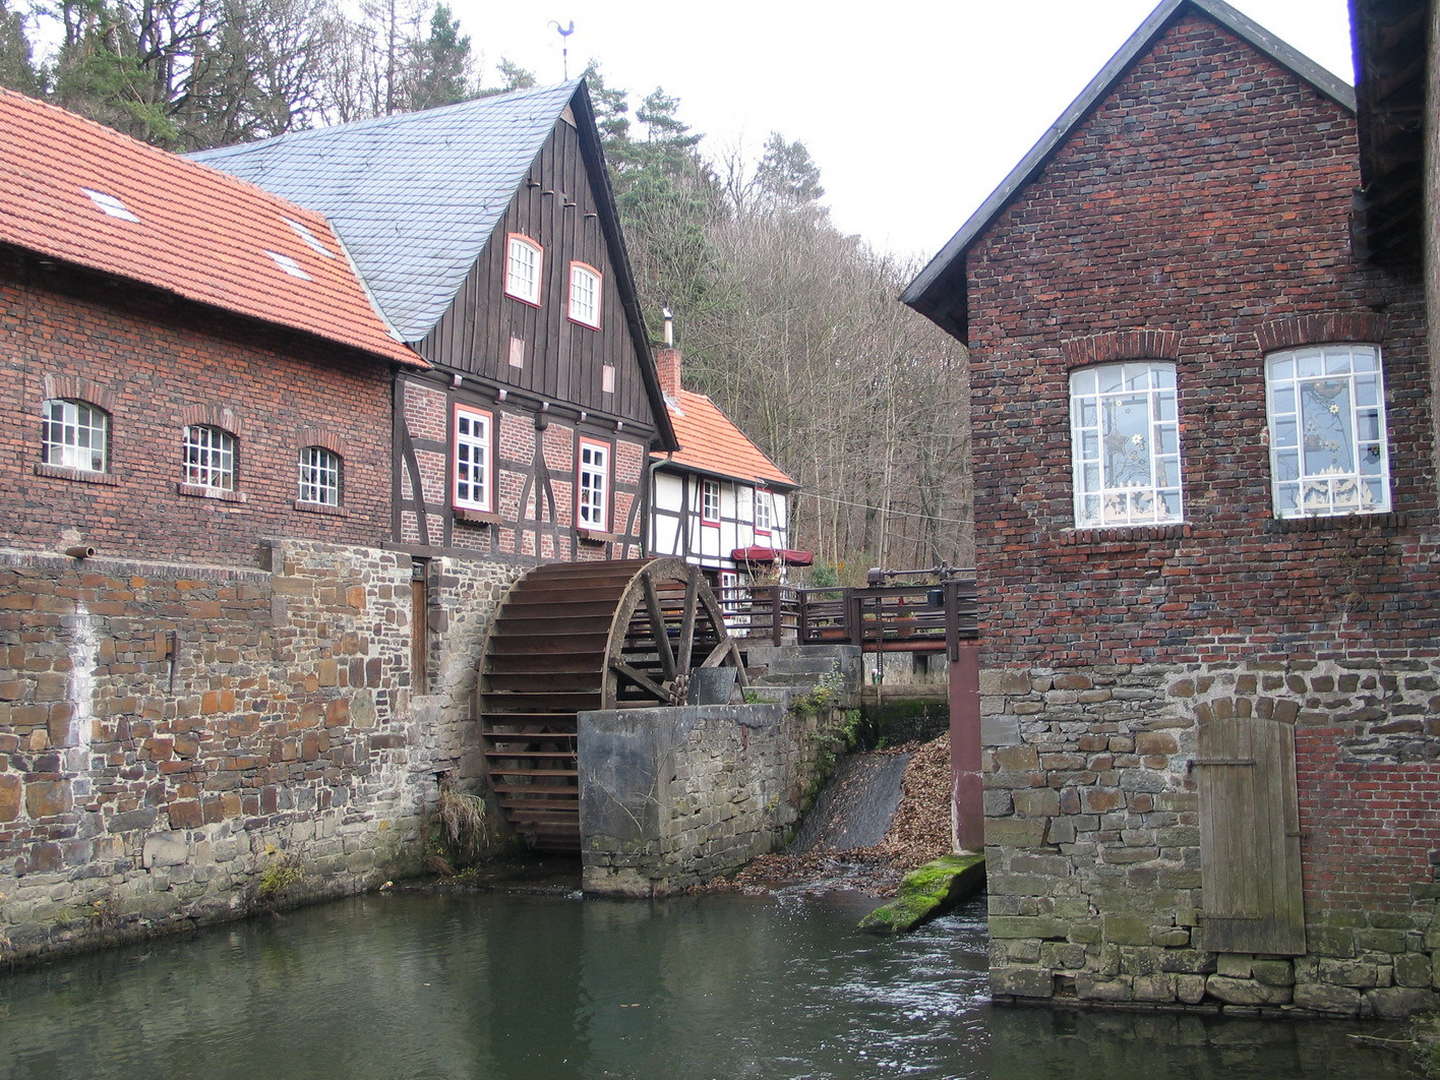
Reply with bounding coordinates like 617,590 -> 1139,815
1175,974 -> 1207,1004
1307,925 -> 1356,957
1102,916 -> 1152,946
1082,788 -> 1124,813
1354,928 -> 1407,954
1392,953 -> 1430,988
986,818 -> 1047,847
1293,983 -> 1361,1015
167,801 -> 203,829
1216,954 -> 1252,978
142,833 -> 188,868
1012,789 -> 1060,817
1205,976 -> 1291,1005
1363,987 -> 1437,1019
1076,974 -> 1133,1002
1133,974 -> 1177,1002
990,967 -> 1055,998
1318,958 -> 1378,988
980,671 -> 1035,696
990,916 -> 1069,940
1159,950 -> 1217,974
25,780 -> 70,818
993,745 -> 1038,771
1250,960 -> 1294,987
0,773 -> 20,821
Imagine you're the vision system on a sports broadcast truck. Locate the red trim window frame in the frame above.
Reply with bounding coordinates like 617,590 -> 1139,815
753,486 -> 772,536
700,478 -> 721,527
577,436 -> 612,532
504,233 -> 543,307
452,403 -> 494,512
568,261 -> 603,329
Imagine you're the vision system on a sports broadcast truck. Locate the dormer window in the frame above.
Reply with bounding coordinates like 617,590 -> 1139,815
505,235 -> 543,305
568,262 -> 601,328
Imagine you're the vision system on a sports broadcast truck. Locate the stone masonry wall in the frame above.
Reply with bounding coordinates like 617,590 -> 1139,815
0,540 -> 513,963
982,661 -> 1440,1018
578,702 -> 851,897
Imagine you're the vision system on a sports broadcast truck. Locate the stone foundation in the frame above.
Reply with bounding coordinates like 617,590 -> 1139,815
981,660 -> 1440,1018
0,541 -> 520,963
578,702 -> 854,896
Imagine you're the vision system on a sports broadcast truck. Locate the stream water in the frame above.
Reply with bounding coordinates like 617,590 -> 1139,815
0,888 -> 1416,1080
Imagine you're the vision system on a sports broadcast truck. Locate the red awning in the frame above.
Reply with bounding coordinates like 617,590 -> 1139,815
731,546 -> 814,567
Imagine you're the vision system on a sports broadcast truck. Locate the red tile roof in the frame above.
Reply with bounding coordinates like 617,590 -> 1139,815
0,91 -> 422,369
654,389 -> 795,488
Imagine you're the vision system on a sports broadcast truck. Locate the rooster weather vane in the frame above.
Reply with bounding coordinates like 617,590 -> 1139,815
549,20 -> 576,80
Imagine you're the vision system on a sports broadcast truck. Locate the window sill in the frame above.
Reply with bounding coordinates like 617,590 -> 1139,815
34,462 -> 118,486
294,500 -> 347,517
454,507 -> 501,525
577,528 -> 619,544
504,289 -> 542,309
177,482 -> 246,504
1059,523 -> 1191,547
700,520 -> 721,529
1266,510 -> 1407,534
567,314 -> 601,331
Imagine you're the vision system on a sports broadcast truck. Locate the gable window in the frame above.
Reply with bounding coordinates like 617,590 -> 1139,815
1070,361 -> 1181,528
568,262 -> 601,328
1266,345 -> 1389,518
701,479 -> 721,525
505,235 -> 543,305
42,398 -> 108,473
453,406 -> 492,511
183,425 -> 236,491
754,488 -> 772,534
298,446 -> 341,506
578,439 -> 610,531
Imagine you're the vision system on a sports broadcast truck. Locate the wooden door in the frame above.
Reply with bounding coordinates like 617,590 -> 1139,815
1196,710 -> 1305,954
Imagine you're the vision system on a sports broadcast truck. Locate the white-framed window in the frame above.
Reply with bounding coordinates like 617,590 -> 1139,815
754,488 -> 772,533
1266,344 -> 1389,518
1070,361 -> 1181,528
298,446 -> 341,506
453,406 -> 492,511
569,262 -> 601,328
183,425 -> 236,491
578,439 -> 609,530
42,398 -> 108,472
701,479 -> 721,524
505,235 -> 543,305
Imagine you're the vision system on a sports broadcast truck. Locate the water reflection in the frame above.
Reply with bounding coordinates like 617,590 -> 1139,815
0,891 -> 1412,1080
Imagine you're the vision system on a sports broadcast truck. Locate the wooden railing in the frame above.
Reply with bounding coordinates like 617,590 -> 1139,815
720,578 -> 978,656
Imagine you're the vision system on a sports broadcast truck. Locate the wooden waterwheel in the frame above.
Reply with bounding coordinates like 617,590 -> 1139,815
478,557 -> 747,853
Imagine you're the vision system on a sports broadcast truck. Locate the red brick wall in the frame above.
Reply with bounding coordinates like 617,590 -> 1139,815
1,263 -> 394,564
965,13 -> 1437,669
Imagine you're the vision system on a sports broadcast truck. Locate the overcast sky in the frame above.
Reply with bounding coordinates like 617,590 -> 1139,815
449,0 -> 1354,263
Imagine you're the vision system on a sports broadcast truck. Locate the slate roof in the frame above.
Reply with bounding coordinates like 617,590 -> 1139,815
655,390 -> 795,489
191,82 -> 581,344
0,91 -> 421,368
901,0 -> 1356,341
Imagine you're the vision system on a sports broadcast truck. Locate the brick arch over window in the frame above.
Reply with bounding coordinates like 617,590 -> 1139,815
1061,329 -> 1182,369
179,403 -> 243,435
1257,312 -> 1388,353
42,374 -> 115,413
296,426 -> 344,454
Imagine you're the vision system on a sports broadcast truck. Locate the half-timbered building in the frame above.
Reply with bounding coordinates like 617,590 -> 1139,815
647,322 -> 804,597
194,81 -> 676,565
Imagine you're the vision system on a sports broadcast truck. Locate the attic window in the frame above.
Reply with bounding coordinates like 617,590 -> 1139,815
285,218 -> 334,258
505,235 -> 543,305
267,251 -> 312,281
82,188 -> 139,223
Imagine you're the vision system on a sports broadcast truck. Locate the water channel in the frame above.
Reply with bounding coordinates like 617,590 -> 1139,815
0,886 -> 1416,1079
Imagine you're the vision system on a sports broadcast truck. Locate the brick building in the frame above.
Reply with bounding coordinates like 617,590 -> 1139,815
905,0 -> 1439,1016
0,90 -> 421,565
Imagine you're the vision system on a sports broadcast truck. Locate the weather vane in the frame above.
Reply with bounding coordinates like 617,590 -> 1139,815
548,20 -> 576,80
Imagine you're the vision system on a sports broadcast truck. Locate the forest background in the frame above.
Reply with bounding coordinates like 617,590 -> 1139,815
0,0 -> 973,578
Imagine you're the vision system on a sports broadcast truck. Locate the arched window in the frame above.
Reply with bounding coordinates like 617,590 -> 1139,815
1265,344 -> 1389,518
298,446 -> 341,506
505,234 -> 543,305
568,262 -> 602,328
182,425 -> 237,491
1069,361 -> 1181,528
41,398 -> 109,473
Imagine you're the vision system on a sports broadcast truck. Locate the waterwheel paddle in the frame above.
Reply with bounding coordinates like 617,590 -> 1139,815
478,557 -> 747,853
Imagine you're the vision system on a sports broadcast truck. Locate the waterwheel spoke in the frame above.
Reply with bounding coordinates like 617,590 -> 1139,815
700,639 -> 732,668
610,658 -> 670,701
677,570 -> 698,673
643,574 -> 676,680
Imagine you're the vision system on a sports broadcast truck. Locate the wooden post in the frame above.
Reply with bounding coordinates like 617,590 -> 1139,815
949,640 -> 983,853
797,589 -> 810,644
768,586 -> 782,646
848,589 -> 863,650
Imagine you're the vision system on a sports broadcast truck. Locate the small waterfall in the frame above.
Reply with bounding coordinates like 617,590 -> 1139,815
789,751 -> 913,854
67,602 -> 98,772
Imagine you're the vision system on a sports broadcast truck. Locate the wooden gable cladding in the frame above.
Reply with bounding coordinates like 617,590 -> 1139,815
1196,703 -> 1306,955
418,118 -> 657,429
392,370 -> 648,562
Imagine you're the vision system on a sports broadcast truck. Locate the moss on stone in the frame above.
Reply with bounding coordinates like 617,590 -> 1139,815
857,853 -> 986,935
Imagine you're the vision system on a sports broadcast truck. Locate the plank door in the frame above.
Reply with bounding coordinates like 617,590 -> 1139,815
1196,711 -> 1306,954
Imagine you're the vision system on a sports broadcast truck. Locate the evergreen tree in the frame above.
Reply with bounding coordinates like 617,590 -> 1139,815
402,3 -> 472,111
753,132 -> 824,208
0,0 -> 40,94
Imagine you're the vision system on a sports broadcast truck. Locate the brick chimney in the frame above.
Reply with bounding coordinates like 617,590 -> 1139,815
655,306 -> 682,397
